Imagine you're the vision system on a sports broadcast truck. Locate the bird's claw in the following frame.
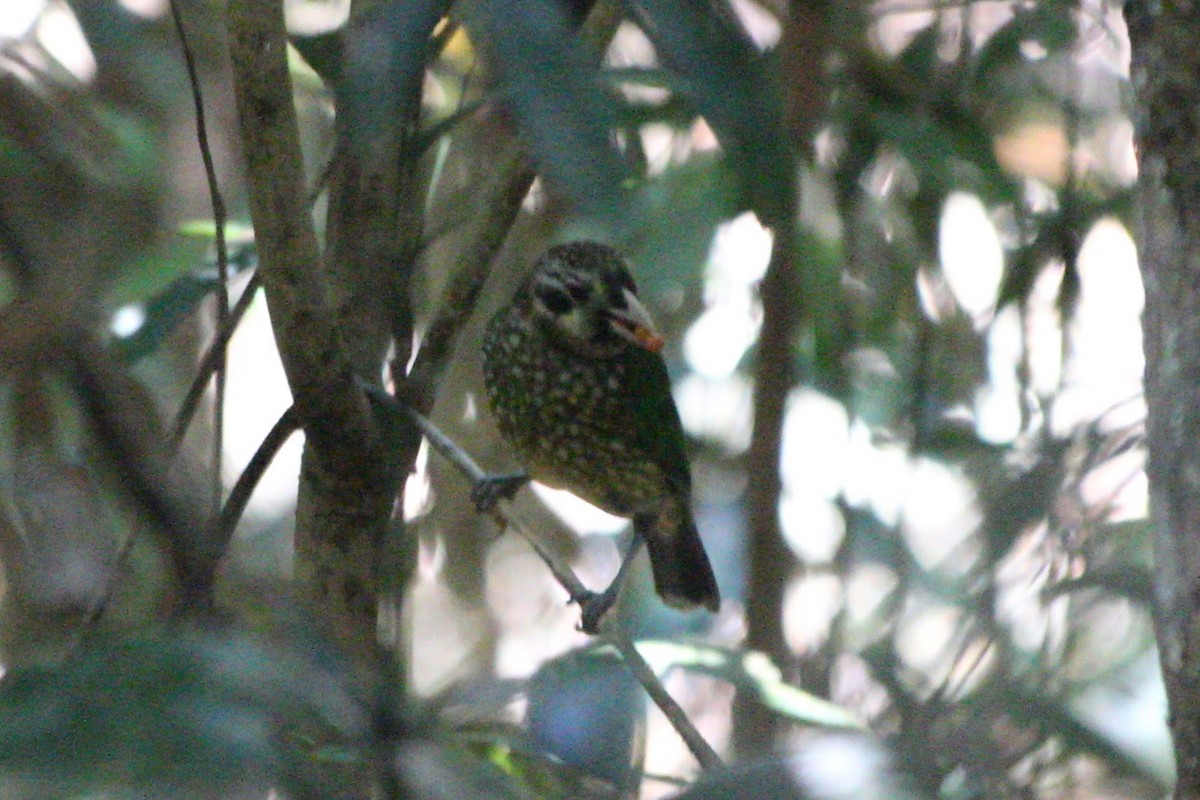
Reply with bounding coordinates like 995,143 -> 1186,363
575,585 -> 620,635
470,472 -> 529,513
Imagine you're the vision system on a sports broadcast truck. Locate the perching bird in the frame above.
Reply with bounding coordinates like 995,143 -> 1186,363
481,241 -> 719,624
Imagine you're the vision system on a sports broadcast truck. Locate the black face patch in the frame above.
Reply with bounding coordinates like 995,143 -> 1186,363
614,267 -> 637,293
566,281 -> 592,303
603,266 -> 637,310
534,282 -> 573,315
606,282 -> 628,310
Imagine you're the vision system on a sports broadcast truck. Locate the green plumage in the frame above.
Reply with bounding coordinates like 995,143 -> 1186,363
482,241 -> 719,613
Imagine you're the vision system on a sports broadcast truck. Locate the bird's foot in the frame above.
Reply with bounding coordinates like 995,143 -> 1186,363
575,585 -> 620,635
470,472 -> 529,513
574,533 -> 644,634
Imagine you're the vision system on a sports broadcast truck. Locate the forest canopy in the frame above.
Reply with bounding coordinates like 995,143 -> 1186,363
0,1 -> 1172,799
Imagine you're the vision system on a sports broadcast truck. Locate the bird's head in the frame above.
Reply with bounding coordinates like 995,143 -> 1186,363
525,241 -> 664,358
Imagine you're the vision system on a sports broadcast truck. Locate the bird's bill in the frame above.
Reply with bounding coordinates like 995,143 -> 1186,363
606,288 -> 665,353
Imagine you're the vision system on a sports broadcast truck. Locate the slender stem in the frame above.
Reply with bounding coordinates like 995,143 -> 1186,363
607,632 -> 723,771
171,271 -> 261,452
365,386 -> 723,770
216,405 -> 303,554
169,153 -> 321,453
169,0 -> 229,517
404,148 -> 535,412
383,392 -> 591,602
403,0 -> 624,413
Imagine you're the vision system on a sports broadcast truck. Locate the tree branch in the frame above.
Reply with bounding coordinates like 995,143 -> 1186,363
224,0 -> 376,456
606,632 -> 723,771
69,339 -> 218,610
216,405 -> 303,555
225,0 -> 395,651
404,0 -> 623,413
369,390 -> 722,770
171,270 -> 260,451
404,147 -> 535,413
1126,3 -> 1200,795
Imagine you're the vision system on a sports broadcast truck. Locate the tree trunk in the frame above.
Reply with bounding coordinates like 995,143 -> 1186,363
1125,3 -> 1200,797
732,0 -> 834,757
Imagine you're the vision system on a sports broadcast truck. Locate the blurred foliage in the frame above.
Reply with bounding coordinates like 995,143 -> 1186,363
0,0 -> 1161,799
0,623 -> 369,800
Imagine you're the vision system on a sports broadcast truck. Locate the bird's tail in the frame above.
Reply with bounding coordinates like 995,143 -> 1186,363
637,504 -> 720,613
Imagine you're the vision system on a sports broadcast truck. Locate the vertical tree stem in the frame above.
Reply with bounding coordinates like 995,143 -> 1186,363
1127,3 -> 1200,796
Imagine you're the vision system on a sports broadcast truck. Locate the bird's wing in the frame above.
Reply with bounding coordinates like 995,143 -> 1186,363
623,348 -> 692,493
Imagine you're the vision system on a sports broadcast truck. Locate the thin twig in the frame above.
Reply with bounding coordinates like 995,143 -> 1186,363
391,395 -> 590,601
607,631 -> 724,771
170,0 -> 230,517
365,387 -> 723,770
216,405 -> 303,554
170,270 -> 261,451
170,155 -> 324,454
306,150 -> 336,208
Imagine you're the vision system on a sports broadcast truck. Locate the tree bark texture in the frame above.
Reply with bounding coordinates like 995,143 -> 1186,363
732,0 -> 832,757
1126,3 -> 1200,797
226,0 -> 392,653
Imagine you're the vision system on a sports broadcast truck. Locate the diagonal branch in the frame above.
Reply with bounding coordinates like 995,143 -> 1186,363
171,270 -> 260,451
368,389 -> 722,771
216,405 -> 303,556
404,148 -> 535,413
403,0 -> 623,413
69,339 -> 219,610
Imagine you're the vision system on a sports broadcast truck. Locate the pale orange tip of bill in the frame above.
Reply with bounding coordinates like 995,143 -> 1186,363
634,325 -> 665,353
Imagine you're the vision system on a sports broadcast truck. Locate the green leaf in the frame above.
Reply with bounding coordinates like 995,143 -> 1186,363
624,155 -> 740,292
622,0 -> 792,224
465,0 -> 629,229
103,237 -> 211,311
869,104 -> 1014,204
396,734 -> 532,800
105,217 -> 250,311
336,0 -> 452,152
0,627 -> 368,797
176,219 -> 256,242
110,238 -> 258,363
896,25 -> 942,84
634,641 -> 864,730
602,65 -> 683,92
971,1 -> 1078,87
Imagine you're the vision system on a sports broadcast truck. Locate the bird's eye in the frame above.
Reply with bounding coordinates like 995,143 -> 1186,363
606,283 -> 628,310
535,283 -> 573,315
615,268 -> 637,293
566,282 -> 591,302
605,268 -> 637,309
